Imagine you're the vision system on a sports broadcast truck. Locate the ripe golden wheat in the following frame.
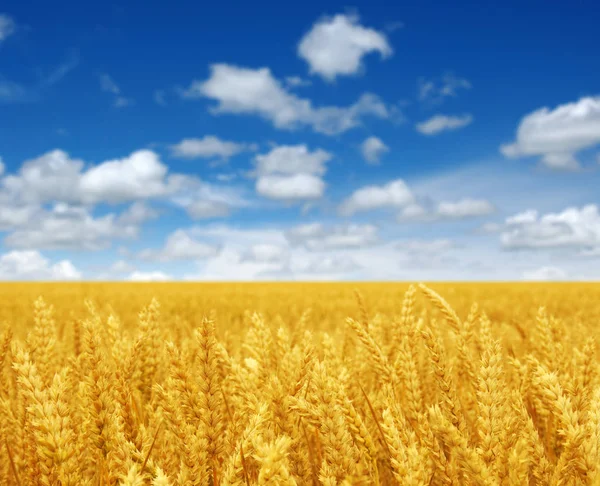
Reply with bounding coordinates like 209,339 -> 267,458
0,282 -> 599,485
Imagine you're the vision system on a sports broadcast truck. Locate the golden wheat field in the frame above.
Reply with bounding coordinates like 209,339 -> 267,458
1,282 -> 600,486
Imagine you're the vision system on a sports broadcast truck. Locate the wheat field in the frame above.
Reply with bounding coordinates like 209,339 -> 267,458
1,282 -> 599,485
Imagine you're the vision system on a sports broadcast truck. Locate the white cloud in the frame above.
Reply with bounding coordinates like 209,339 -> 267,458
138,229 -> 219,262
3,204 -> 139,250
128,271 -> 172,282
506,209 -> 538,225
0,14 -> 16,43
522,266 -> 567,281
301,255 -> 361,274
242,243 -> 289,264
253,145 -> 332,201
297,13 -> 392,81
172,180 -> 249,219
182,64 -> 388,135
436,198 -> 495,219
396,239 -> 455,254
0,250 -> 81,280
500,96 -> 600,170
170,135 -> 255,160
360,136 -> 389,164
418,73 -> 471,104
255,145 -> 332,176
185,200 -> 231,219
118,202 -> 159,225
1,149 -> 188,206
416,114 -> 473,135
256,174 -> 325,201
79,150 -> 176,203
501,204 -> 600,251
285,223 -> 378,250
339,179 -> 414,216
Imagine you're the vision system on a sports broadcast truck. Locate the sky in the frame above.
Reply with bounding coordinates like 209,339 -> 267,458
0,0 -> 599,281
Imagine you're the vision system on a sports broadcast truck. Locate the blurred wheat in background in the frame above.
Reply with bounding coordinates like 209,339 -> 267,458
1,282 -> 599,485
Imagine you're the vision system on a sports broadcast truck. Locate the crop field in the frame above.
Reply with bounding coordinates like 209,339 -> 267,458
1,282 -> 600,485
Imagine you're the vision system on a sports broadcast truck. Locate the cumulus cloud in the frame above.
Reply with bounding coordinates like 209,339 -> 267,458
170,135 -> 256,160
1,149 -> 187,206
338,179 -> 414,216
436,199 -> 495,219
138,229 -> 219,262
253,145 -> 332,201
256,174 -> 325,201
255,145 -> 332,176
501,204 -> 600,252
416,114 -> 473,135
297,13 -> 392,81
285,223 -> 378,250
397,198 -> 494,222
522,266 -> 568,281
182,64 -> 388,135
500,96 -> 600,170
0,250 -> 81,280
360,136 -> 389,164
3,203 -> 140,250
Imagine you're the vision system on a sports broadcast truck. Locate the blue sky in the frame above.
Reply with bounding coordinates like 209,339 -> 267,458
0,1 -> 599,281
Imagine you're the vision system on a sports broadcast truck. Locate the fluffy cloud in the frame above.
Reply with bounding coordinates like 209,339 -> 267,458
0,14 -> 16,43
285,223 -> 378,250
297,13 -> 392,81
170,135 -> 256,160
256,174 -> 325,201
338,179 -> 414,216
182,64 -> 388,135
79,150 -> 176,203
501,205 -> 600,251
255,145 -> 332,176
437,199 -> 495,219
3,203 -> 140,250
398,199 -> 494,222
500,96 -> 600,170
138,229 -> 219,262
253,145 -> 332,201
360,136 -> 389,164
522,266 -> 568,281
0,250 -> 81,280
1,149 -> 186,206
416,114 -> 473,135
